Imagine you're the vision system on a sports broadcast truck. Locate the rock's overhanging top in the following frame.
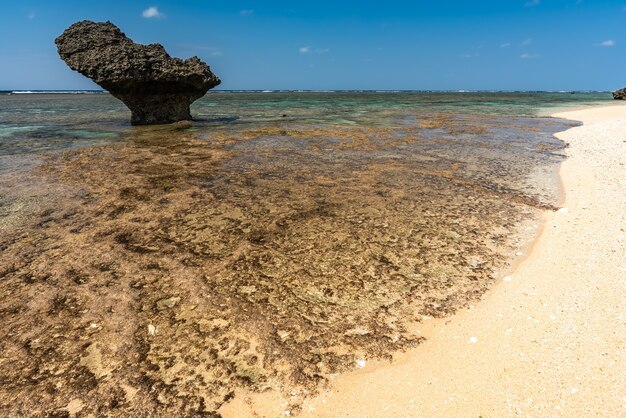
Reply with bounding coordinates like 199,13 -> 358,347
612,88 -> 626,100
55,20 -> 221,125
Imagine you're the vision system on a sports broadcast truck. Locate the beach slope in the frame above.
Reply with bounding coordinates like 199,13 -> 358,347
224,105 -> 625,417
301,105 -> 626,417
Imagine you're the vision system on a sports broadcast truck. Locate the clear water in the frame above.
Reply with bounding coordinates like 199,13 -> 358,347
0,91 -> 611,157
0,91 -> 610,413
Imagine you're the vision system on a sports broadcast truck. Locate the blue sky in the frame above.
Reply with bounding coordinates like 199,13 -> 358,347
0,1 -> 624,90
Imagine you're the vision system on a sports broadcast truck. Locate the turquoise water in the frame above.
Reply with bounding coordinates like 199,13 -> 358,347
0,91 -> 611,156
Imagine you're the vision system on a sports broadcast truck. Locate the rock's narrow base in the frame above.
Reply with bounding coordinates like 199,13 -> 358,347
120,95 -> 195,125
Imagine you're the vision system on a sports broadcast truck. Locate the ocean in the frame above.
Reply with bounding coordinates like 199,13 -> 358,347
0,91 -> 612,412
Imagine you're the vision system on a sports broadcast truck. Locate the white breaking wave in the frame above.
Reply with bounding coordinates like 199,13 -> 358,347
10,90 -> 105,94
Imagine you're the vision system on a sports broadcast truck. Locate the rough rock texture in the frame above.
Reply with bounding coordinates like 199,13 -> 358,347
612,88 -> 626,100
55,20 -> 221,125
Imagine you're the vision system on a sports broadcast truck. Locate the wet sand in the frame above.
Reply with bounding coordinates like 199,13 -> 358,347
221,104 -> 626,416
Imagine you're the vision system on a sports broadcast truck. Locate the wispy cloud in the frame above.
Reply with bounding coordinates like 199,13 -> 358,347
240,9 -> 254,16
461,53 -> 480,58
525,0 -> 540,7
595,39 -> 616,47
520,53 -> 541,59
521,38 -> 533,46
500,42 -> 511,48
142,6 -> 164,19
299,46 -> 330,54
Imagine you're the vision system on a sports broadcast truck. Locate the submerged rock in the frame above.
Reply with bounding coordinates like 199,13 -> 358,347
156,296 -> 181,310
55,20 -> 221,125
612,88 -> 626,100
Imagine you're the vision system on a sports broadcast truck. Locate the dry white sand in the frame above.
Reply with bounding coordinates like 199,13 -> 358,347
221,104 -> 626,417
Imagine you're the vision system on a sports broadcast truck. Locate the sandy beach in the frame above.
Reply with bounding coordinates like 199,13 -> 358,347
221,104 -> 626,417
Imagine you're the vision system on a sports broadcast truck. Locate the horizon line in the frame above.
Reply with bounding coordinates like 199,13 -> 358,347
1,89 -> 613,93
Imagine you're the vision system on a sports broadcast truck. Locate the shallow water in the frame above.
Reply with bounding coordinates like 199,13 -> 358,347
0,92 -> 599,415
0,91 -> 609,155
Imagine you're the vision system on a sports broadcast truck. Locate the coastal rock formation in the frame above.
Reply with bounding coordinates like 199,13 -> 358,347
55,20 -> 221,125
612,88 -> 626,100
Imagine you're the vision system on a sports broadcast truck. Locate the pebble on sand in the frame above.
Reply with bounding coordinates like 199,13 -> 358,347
66,399 -> 84,416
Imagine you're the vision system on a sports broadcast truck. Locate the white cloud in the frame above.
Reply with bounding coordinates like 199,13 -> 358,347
240,9 -> 254,15
299,46 -> 330,54
461,53 -> 480,58
27,12 -> 36,19
500,42 -> 511,48
525,0 -> 540,7
142,6 -> 164,19
520,53 -> 541,59
595,39 -> 616,47
211,51 -> 223,57
521,38 -> 533,46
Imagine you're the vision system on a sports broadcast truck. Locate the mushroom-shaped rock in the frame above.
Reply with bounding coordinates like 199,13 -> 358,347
612,88 -> 626,100
55,20 -> 221,125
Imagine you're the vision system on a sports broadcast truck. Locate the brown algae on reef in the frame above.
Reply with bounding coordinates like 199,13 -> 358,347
0,112 -> 577,415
